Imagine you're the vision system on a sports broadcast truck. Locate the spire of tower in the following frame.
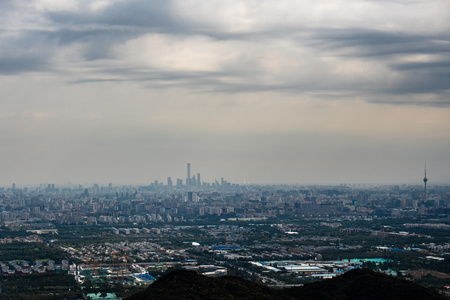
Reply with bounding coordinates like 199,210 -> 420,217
423,163 -> 428,203
423,163 -> 428,183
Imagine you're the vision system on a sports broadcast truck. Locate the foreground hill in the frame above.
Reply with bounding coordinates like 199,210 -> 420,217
126,268 -> 446,300
286,268 -> 446,300
126,269 -> 282,300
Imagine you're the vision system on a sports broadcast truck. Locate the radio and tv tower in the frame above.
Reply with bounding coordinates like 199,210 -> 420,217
423,163 -> 428,202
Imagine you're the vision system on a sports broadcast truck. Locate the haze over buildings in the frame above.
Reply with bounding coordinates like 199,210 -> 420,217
0,0 -> 449,186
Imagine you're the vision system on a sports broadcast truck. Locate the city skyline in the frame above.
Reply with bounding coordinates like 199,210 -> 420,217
2,162 -> 442,188
0,1 -> 449,186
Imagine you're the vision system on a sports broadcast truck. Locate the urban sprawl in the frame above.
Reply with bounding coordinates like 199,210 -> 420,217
1,165 -> 450,298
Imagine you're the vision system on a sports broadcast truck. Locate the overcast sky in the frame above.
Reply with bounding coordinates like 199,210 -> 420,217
1,0 -> 450,186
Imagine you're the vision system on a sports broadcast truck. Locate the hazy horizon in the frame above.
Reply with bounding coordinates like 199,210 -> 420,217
3,167 -> 444,188
1,0 -> 449,186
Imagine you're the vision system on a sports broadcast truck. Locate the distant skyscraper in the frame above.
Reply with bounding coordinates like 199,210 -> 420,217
187,163 -> 191,186
167,177 -> 173,187
197,173 -> 201,187
423,164 -> 428,202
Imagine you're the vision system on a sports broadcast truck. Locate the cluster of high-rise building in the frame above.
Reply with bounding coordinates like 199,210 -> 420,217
166,163 -> 233,189
167,163 -> 201,187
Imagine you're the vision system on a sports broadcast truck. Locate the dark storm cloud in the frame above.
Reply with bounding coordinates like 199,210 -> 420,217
310,28 -> 450,57
392,61 -> 450,71
37,1 -> 184,61
300,28 -> 450,103
0,31 -> 54,74
386,59 -> 450,96
45,27 -> 140,61
0,55 -> 48,75
0,0 -> 190,73
45,0 -> 184,36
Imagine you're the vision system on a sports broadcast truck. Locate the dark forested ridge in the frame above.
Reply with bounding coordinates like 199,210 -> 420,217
0,273 -> 82,300
126,269 -> 282,300
126,268 -> 446,300
286,268 -> 447,300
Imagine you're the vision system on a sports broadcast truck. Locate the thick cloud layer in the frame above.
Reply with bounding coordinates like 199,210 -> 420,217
1,0 -> 449,102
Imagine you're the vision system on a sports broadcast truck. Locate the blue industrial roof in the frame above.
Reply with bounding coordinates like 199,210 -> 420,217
138,273 -> 156,281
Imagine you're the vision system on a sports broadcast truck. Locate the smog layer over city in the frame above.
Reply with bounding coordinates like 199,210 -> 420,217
0,0 -> 450,299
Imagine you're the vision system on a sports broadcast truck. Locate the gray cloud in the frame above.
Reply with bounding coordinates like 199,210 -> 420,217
392,61 -> 450,71
0,0 -> 187,73
0,32 -> 54,74
0,56 -> 48,75
0,1 -> 448,106
45,0 -> 183,35
309,28 -> 450,59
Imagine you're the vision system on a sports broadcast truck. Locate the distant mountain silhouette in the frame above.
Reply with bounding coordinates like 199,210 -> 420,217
126,268 -> 446,300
